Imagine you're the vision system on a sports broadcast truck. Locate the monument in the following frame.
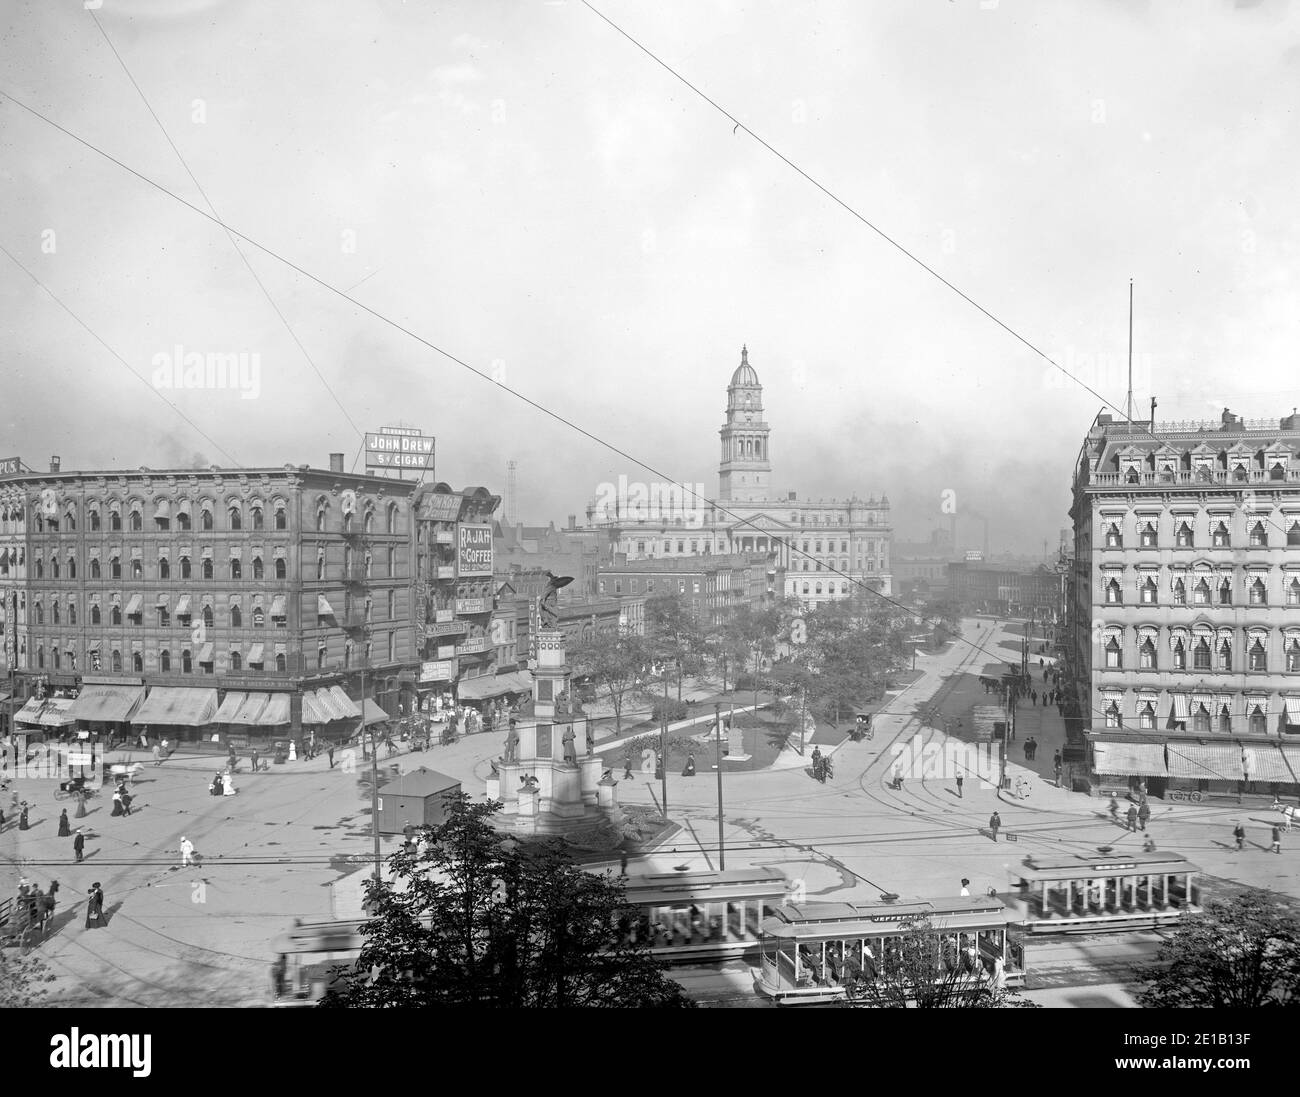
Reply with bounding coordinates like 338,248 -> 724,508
485,588 -> 620,836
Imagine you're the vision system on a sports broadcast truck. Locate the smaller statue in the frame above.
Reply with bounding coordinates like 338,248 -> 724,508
561,725 -> 577,764
503,719 -> 519,763
586,730 -> 596,758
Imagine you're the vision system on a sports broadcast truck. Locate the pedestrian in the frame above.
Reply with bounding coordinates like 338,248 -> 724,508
890,762 -> 904,791
1273,824 -> 1282,856
152,743 -> 162,767
1138,802 -> 1150,832
73,828 -> 85,863
955,773 -> 964,799
327,744 -> 335,770
228,744 -> 238,771
960,877 -> 970,897
57,808 -> 71,837
1233,821 -> 1246,851
74,791 -> 87,818
111,787 -> 124,817
1126,804 -> 1138,832
620,852 -> 629,877
251,748 -> 260,773
180,836 -> 195,867
84,882 -> 107,930
18,802 -> 29,830
988,811 -> 1001,842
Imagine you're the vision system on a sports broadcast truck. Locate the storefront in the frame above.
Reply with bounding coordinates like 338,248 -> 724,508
130,686 -> 219,745
213,691 -> 293,749
66,680 -> 146,749
301,686 -> 362,747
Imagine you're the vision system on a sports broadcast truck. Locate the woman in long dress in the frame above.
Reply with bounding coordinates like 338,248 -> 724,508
57,809 -> 71,837
222,772 -> 236,796
84,883 -> 106,929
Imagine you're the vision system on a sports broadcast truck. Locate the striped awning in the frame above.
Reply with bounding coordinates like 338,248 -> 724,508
1171,695 -> 1190,720
1242,745 -> 1293,783
14,696 -> 78,727
362,699 -> 389,727
1092,741 -> 1167,777
67,684 -> 145,723
1165,742 -> 1244,780
175,595 -> 191,615
132,687 -> 218,727
216,693 -> 288,727
124,594 -> 143,616
270,595 -> 287,616
318,594 -> 334,616
1191,693 -> 1214,711
327,686 -> 361,719
1283,698 -> 1298,723
214,692 -> 250,722
260,694 -> 291,726
197,643 -> 214,662
248,643 -> 265,664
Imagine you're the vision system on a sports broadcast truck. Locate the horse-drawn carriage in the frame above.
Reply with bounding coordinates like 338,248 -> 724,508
0,882 -> 60,948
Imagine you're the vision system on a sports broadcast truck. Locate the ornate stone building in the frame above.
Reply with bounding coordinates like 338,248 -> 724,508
1071,409 -> 1300,798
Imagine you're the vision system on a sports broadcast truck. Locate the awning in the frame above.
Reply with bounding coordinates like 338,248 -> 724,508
1284,698 -> 1298,723
14,697 -> 78,727
318,594 -> 335,616
259,694 -> 291,726
131,687 -> 219,726
1191,693 -> 1214,711
197,643 -> 214,662
1165,742 -> 1244,781
214,692 -> 250,723
124,594 -> 143,616
155,593 -> 168,606
219,693 -> 286,726
1171,695 -> 1189,720
175,595 -> 191,615
67,684 -> 145,723
1092,741 -> 1167,777
327,686 -> 361,719
248,643 -> 265,664
302,688 -> 355,724
457,676 -> 519,701
362,699 -> 389,726
270,595 -> 286,616
1242,745 -> 1293,783
301,691 -> 333,724
154,499 -> 171,518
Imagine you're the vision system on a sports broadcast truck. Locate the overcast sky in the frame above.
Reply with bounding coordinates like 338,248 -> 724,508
2,0 -> 1297,556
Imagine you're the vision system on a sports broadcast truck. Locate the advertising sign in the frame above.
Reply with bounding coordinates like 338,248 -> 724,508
366,428 -> 435,470
455,598 -> 488,615
426,620 -> 468,637
420,494 -> 462,523
0,457 -> 22,476
457,524 -> 493,577
420,660 -> 455,682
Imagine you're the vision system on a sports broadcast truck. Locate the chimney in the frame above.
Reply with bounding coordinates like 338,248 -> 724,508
329,453 -> 345,473
49,456 -> 61,473
568,514 -> 577,529
788,491 -> 797,501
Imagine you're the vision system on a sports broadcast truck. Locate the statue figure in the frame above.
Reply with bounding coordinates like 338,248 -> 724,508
539,571 -> 574,627
561,725 -> 577,764
586,729 -> 596,758
503,719 -> 519,763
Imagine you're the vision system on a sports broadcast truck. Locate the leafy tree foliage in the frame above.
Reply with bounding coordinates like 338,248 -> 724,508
793,596 -> 910,724
1136,890 -> 1300,1007
0,950 -> 54,1008
570,629 -> 649,733
646,592 -> 705,700
320,797 -> 695,1008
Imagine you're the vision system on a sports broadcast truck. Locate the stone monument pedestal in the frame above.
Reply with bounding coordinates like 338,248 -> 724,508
724,721 -> 750,762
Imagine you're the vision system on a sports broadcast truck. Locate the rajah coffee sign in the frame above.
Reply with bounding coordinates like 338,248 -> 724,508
457,524 -> 493,577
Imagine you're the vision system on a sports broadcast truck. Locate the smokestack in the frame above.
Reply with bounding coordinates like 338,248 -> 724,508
568,514 -> 576,529
329,453 -> 345,473
49,456 -> 61,473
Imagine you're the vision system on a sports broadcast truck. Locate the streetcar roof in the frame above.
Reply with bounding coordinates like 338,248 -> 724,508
1014,852 -> 1199,881
621,869 -> 787,905
759,909 -> 1012,941
758,897 -> 1012,940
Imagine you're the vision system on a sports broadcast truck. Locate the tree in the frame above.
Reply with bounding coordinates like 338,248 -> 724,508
844,920 -> 1035,1009
570,629 -> 649,734
320,797 -> 695,1008
0,950 -> 54,1008
796,595 -> 909,725
645,592 -> 703,701
1135,890 -> 1300,1007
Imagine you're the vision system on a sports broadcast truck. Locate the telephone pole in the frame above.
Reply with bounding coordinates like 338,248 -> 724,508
714,702 -> 726,870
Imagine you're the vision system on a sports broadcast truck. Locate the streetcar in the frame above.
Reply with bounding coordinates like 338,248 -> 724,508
270,867 -> 790,1005
1008,851 -> 1201,933
753,895 -> 1025,1006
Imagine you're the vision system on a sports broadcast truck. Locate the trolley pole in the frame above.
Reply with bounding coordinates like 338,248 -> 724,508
714,702 -> 725,870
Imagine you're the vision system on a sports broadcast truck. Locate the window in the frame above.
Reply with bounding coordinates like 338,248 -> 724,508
34,601 -> 43,625
182,650 -> 192,673
159,557 -> 170,580
1194,578 -> 1210,605
203,605 -> 214,628
1250,706 -> 1266,736
275,558 -> 286,580
1288,639 -> 1300,673
177,510 -> 191,531
231,605 -> 242,627
1249,577 -> 1267,605
1172,578 -> 1186,604
158,605 -> 169,628
1192,705 -> 1210,735
229,505 -> 242,530
1173,640 -> 1186,671
230,558 -> 242,580
364,510 -> 374,535
252,556 -> 263,580
1139,522 -> 1156,548
1104,703 -> 1121,729
1140,577 -> 1157,604
1193,639 -> 1211,671
1105,578 -> 1121,604
1139,703 -> 1155,730
1218,578 -> 1232,605
1219,706 -> 1232,735
159,650 -> 170,672
111,604 -> 121,626
1105,638 -> 1122,668
802,583 -> 809,595
202,557 -> 213,580
276,651 -> 287,672
275,506 -> 287,531
1218,639 -> 1232,671
51,557 -> 60,579
230,652 -> 242,672
91,604 -> 101,625
35,559 -> 42,579
1105,523 -> 1122,548
316,508 -> 326,532
1289,578 -> 1300,606
387,548 -> 397,576
89,508 -> 101,531
1176,522 -> 1193,548
1250,521 -> 1266,547
132,651 -> 143,673
90,558 -> 101,580
1289,522 -> 1300,547
1212,522 -> 1229,548
131,559 -> 143,581
129,508 -> 142,532
253,605 -> 265,628
180,556 -> 191,579
201,507 -> 213,531
387,503 -> 399,535
1249,639 -> 1267,672
155,514 -> 169,532
111,650 -> 121,672
387,590 -> 396,619
110,508 -> 121,532
317,643 -> 328,671
252,506 -> 263,530
815,583 -> 823,595
1139,638 -> 1156,669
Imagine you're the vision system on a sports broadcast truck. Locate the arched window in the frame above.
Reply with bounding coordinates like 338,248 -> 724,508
316,507 -> 326,532
343,640 -> 353,669
317,643 -> 328,671
111,604 -> 121,626
275,505 -> 287,531
1175,522 -> 1193,548
1212,521 -> 1229,548
1250,521 -> 1267,547
1172,578 -> 1186,604
1288,639 -> 1300,673
203,605 -> 214,628
1105,578 -> 1121,604
1139,702 -> 1155,730
364,509 -> 374,534
1173,639 -> 1186,670
1139,638 -> 1155,669
131,559 -> 143,581
231,605 -> 242,627
1140,577 -> 1157,604
132,651 -> 143,673
182,650 -> 192,674
1193,638 -> 1211,671
52,602 -> 60,624
252,605 -> 265,628
316,552 -> 325,581
35,559 -> 42,579
89,507 -> 101,531
109,507 -> 121,532
230,558 -> 242,580
1105,523 -> 1122,548
111,649 -> 122,672
34,601 -> 43,625
1194,578 -> 1210,604
202,557 -> 213,580
159,650 -> 171,672
1289,578 -> 1300,606
802,583 -> 809,595
159,557 -> 170,580
252,506 -> 264,530
91,604 -> 101,625
252,555 -> 263,580
1218,577 -> 1233,605
51,557 -> 60,579
386,503 -> 399,534
90,558 -> 100,579
1289,522 -> 1300,547
129,507 -> 142,532
1250,706 -> 1266,736
343,510 -> 354,534
1192,704 -> 1210,735
1105,638 -> 1122,668
1249,577 -> 1267,605
275,558 -> 286,580
201,506 -> 214,531
230,651 -> 242,672
275,651 -> 286,672
815,583 -> 823,595
1219,705 -> 1232,735
180,556 -> 191,579
228,505 -> 242,530
364,551 -> 372,579
1139,522 -> 1157,548
176,509 -> 191,531
1104,702 -> 1121,728
1249,639 -> 1267,672
1218,639 -> 1232,671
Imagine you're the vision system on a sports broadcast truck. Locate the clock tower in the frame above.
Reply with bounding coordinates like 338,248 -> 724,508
718,345 -> 771,503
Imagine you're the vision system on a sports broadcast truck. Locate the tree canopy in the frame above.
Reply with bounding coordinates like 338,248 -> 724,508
319,797 -> 695,1008
570,629 -> 649,733
1136,889 -> 1300,1008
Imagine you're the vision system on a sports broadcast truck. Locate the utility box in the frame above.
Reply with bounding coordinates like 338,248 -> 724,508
375,767 -> 461,835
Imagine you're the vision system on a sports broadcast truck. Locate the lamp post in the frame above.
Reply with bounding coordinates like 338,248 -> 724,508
659,659 -> 669,816
713,702 -> 726,869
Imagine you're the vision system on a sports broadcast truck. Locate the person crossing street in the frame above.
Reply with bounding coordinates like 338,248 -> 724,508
988,811 -> 1001,842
